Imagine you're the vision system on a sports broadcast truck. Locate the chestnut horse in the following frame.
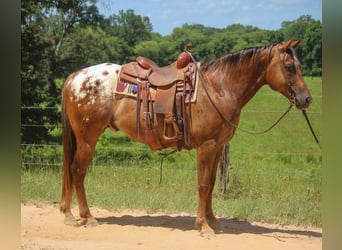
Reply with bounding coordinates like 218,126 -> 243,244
60,40 -> 312,237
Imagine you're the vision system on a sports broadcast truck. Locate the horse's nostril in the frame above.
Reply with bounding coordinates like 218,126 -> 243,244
306,96 -> 312,104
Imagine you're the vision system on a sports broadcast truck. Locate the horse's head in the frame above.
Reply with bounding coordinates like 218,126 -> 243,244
265,40 -> 312,110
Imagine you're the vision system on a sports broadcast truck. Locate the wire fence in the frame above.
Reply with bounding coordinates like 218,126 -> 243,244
20,106 -> 322,129
21,106 -> 322,178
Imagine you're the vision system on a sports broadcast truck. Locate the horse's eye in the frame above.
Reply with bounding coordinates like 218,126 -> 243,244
285,63 -> 296,74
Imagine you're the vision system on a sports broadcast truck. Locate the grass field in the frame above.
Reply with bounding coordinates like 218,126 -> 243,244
21,77 -> 322,227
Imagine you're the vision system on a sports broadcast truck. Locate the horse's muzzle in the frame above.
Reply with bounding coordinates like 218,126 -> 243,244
295,93 -> 312,110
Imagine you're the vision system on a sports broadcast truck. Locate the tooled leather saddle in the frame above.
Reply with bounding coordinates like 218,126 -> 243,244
117,46 -> 197,151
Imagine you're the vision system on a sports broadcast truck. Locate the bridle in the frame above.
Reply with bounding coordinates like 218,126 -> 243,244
188,45 -> 321,148
278,46 -> 299,105
157,45 -> 320,184
189,44 -> 295,135
277,48 -> 321,148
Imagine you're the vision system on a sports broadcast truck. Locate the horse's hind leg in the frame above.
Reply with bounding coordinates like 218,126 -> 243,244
61,187 -> 77,226
71,137 -> 99,227
61,126 -> 101,227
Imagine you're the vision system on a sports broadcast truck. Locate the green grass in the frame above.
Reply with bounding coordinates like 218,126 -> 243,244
21,76 -> 322,227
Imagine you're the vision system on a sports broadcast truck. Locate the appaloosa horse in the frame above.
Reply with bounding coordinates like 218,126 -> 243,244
60,40 -> 312,237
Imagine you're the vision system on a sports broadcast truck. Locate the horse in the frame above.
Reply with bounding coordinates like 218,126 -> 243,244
60,40 -> 312,237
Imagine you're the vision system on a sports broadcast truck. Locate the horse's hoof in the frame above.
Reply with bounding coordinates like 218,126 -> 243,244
85,217 -> 99,228
64,216 -> 79,227
200,228 -> 216,239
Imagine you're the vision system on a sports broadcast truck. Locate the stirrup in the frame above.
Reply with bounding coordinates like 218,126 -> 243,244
163,117 -> 179,140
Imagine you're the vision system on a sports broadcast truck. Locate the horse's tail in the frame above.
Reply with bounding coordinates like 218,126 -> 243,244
60,92 -> 76,213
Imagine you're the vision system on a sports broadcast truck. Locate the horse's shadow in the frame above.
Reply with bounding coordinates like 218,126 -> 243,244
97,214 -> 321,238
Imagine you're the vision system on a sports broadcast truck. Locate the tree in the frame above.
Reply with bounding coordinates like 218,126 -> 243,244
59,26 -> 130,70
302,20 -> 322,76
268,30 -> 285,44
281,15 -> 322,76
134,40 -> 161,62
280,15 -> 316,61
207,32 -> 235,59
167,24 -> 216,61
21,0 -> 102,143
106,9 -> 152,47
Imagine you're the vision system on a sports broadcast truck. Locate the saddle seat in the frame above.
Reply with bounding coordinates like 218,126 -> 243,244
136,51 -> 192,87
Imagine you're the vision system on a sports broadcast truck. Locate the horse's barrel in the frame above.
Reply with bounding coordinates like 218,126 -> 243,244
177,52 -> 191,69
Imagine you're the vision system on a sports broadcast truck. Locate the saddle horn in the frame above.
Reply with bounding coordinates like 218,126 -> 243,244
184,44 -> 192,51
177,44 -> 192,69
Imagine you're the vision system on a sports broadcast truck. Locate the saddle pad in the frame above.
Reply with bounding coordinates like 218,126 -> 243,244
114,69 -> 199,103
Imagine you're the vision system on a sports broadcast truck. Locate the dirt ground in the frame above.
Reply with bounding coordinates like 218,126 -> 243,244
21,203 -> 322,250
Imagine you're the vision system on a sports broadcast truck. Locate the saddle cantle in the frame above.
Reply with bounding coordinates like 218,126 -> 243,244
117,47 -> 197,151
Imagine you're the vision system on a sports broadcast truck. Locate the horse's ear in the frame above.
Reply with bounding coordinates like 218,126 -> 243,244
279,40 -> 301,51
290,39 -> 301,49
279,40 -> 293,51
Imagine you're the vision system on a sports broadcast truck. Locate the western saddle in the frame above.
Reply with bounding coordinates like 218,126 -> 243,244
118,45 -> 197,151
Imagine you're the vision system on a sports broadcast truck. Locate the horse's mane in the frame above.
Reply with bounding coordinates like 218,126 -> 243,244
200,43 -> 276,73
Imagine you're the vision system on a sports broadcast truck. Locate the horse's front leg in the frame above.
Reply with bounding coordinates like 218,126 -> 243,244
205,161 -> 223,233
195,140 -> 223,238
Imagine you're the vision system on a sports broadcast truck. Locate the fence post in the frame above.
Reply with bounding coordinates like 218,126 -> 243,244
218,143 -> 230,195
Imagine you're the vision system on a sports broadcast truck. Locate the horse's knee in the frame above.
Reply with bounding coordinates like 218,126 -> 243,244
198,184 -> 209,193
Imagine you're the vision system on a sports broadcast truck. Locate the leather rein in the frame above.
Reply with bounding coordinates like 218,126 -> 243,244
187,48 -> 321,148
187,46 -> 294,135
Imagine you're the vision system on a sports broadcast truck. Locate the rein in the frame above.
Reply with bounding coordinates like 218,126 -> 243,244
190,50 -> 321,147
302,110 -> 322,149
187,50 -> 293,135
157,46 -> 320,184
198,69 -> 294,134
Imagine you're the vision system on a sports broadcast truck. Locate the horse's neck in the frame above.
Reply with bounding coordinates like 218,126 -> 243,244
220,63 -> 267,109
238,70 -> 266,108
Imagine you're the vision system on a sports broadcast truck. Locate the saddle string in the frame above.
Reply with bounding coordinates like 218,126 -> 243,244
187,51 -> 294,135
158,149 -> 177,184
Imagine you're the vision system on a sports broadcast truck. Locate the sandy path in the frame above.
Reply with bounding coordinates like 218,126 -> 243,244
21,203 -> 321,250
